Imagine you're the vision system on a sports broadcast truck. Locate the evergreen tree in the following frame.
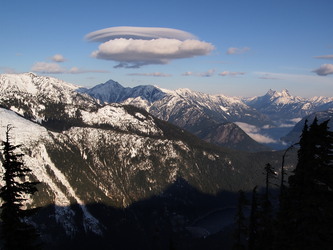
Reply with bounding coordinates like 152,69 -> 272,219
248,186 -> 258,250
255,163 -> 276,250
0,125 -> 41,250
279,144 -> 295,197
263,163 -> 276,202
275,118 -> 333,249
232,190 -> 248,250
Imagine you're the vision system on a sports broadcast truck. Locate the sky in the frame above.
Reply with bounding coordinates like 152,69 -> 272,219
1,0 -> 333,97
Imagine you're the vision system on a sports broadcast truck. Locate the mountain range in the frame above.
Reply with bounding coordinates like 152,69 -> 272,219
0,73 -> 292,249
1,73 -> 332,248
244,88 -> 333,121
79,79 -> 333,150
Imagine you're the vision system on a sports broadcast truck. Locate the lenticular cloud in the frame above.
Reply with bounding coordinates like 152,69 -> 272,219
85,26 -> 215,68
85,26 -> 197,42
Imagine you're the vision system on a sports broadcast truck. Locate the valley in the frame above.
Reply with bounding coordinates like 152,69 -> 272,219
0,72 -> 331,249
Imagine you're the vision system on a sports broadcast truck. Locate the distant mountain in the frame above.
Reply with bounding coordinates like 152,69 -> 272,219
0,73 -> 285,248
80,82 -> 270,126
201,122 -> 270,152
80,80 -> 272,151
244,89 -> 333,122
282,109 -> 333,144
78,79 -> 166,104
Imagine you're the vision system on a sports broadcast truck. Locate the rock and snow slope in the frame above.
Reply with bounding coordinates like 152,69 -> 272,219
0,73 -> 280,241
80,79 -> 333,150
80,80 -> 273,151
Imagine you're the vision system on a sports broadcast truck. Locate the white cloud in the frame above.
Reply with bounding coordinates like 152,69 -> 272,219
248,133 -> 277,144
182,69 -> 215,77
86,26 -> 215,68
313,64 -> 333,76
51,54 -> 66,62
31,62 -> 66,74
127,72 -> 172,77
235,122 -> 277,144
31,62 -> 110,74
226,47 -> 250,55
85,26 -> 197,42
219,71 -> 245,76
314,54 -> 333,59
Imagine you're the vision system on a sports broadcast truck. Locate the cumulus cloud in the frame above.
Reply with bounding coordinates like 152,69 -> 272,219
219,71 -> 245,76
182,69 -> 215,77
313,64 -> 333,76
91,38 -> 214,68
31,62 -> 110,74
235,122 -> 277,144
51,54 -> 66,62
127,72 -> 172,77
314,54 -> 333,59
86,26 -> 215,68
226,47 -> 250,55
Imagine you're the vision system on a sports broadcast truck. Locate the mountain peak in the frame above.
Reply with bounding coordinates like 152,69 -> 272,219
266,89 -> 276,96
266,89 -> 290,98
281,89 -> 290,97
101,79 -> 124,89
24,72 -> 38,78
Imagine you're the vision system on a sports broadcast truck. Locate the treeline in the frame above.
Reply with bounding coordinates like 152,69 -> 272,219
233,118 -> 333,250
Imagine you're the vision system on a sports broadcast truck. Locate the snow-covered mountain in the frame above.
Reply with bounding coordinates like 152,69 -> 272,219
80,80 -> 272,151
0,73 -> 98,124
0,73 -> 284,248
80,80 -> 270,126
81,80 -> 333,150
78,79 -> 167,105
244,89 -> 333,122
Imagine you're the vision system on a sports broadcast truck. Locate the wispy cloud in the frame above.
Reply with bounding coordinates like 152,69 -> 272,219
51,54 -> 66,62
0,67 -> 18,74
182,69 -> 215,77
86,26 -> 215,68
68,67 -> 110,74
209,60 -> 229,64
31,62 -> 110,74
313,64 -> 333,76
219,71 -> 245,77
313,54 -> 333,59
255,71 -> 333,85
257,73 -> 280,80
226,47 -> 250,55
127,72 -> 172,77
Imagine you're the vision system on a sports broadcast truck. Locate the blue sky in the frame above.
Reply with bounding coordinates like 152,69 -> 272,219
1,0 -> 333,97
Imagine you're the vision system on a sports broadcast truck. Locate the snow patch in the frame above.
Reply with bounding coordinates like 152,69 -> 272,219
31,144 -> 104,236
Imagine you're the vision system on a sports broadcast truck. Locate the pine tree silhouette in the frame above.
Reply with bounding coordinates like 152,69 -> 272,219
0,125 -> 41,250
275,118 -> 333,250
232,190 -> 248,250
